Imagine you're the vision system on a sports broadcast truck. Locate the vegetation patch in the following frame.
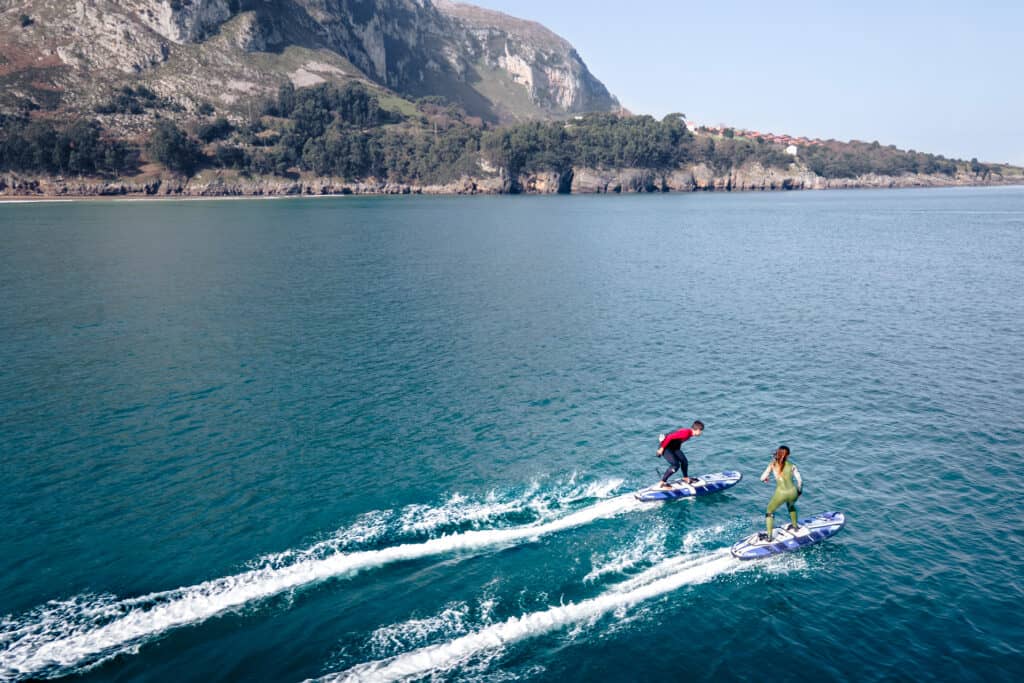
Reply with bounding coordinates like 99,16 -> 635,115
0,81 -> 1006,185
0,116 -> 135,176
94,85 -> 176,115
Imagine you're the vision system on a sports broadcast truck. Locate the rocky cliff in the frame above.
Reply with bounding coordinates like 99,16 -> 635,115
434,0 -> 617,118
0,0 -> 618,123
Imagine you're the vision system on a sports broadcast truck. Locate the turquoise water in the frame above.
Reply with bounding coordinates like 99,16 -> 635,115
1,188 -> 1022,682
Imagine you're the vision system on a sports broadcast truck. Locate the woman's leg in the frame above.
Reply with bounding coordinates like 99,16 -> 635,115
786,497 -> 799,529
765,490 -> 787,538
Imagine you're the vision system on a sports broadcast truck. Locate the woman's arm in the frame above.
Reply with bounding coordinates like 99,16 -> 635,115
760,462 -> 773,482
793,465 -> 803,494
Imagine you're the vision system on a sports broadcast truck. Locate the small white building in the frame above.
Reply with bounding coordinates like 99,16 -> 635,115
785,144 -> 799,156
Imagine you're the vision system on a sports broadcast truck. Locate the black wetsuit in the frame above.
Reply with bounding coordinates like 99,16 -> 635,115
659,430 -> 693,483
661,446 -> 689,482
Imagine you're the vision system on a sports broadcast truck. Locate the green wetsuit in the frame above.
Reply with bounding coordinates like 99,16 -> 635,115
764,460 -> 801,537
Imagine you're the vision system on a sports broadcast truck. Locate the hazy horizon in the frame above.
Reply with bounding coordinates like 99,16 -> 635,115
464,0 -> 1023,166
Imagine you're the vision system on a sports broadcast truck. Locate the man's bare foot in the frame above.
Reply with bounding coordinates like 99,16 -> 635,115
658,481 -> 673,489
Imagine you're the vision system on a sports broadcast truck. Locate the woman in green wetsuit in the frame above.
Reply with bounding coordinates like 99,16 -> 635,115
759,445 -> 803,541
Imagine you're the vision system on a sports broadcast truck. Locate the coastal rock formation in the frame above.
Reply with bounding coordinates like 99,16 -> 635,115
4,164 -> 1015,200
0,170 -> 510,198
571,168 -> 661,193
565,164 -> 829,193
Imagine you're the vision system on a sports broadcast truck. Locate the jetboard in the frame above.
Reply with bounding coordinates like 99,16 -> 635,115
730,511 -> 846,560
634,471 -> 742,502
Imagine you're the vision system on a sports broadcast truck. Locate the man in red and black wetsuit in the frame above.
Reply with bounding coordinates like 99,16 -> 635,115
657,420 -> 704,488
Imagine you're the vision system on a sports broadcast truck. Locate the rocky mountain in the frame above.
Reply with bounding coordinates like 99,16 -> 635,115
0,0 -> 619,123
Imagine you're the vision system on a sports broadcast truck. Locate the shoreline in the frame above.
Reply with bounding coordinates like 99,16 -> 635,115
3,182 -> 1024,204
2,163 -> 1022,202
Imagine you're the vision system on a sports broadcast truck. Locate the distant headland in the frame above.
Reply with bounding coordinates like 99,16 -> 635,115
2,1 -> 1021,199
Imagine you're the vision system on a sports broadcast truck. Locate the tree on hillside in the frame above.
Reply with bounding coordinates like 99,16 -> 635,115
197,117 -> 233,143
277,82 -> 296,118
147,120 -> 203,176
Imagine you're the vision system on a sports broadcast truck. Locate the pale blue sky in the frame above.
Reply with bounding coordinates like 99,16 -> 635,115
465,0 -> 1023,165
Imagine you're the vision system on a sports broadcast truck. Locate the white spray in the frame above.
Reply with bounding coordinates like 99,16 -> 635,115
322,549 -> 743,682
0,491 -> 640,680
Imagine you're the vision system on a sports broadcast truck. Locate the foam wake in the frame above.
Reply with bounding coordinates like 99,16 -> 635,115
257,476 -> 623,569
319,549 -> 743,682
0,483 -> 636,681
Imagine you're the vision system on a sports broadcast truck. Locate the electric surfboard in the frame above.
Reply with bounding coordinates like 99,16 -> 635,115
634,471 -> 742,502
730,511 -> 846,560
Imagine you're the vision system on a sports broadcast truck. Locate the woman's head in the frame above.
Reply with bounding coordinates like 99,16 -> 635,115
773,445 -> 790,469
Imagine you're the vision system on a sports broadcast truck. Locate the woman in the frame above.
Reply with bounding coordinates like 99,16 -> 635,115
759,445 -> 803,541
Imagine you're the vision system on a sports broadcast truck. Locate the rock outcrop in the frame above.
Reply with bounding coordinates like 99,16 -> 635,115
125,0 -> 234,44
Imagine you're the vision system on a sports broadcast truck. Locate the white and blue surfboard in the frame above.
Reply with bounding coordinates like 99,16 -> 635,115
634,471 -> 743,502
730,511 -> 846,560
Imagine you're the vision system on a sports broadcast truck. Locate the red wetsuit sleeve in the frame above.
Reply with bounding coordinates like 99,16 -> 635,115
659,428 -> 693,449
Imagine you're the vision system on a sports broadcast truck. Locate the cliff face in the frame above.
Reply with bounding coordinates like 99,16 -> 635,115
433,0 -> 618,117
126,0 -> 235,44
0,0 -> 618,123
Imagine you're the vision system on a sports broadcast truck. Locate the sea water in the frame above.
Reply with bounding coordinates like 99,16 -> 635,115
0,188 -> 1022,682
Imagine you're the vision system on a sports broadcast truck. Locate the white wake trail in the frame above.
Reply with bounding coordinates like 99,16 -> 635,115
0,493 -> 639,680
322,549 -> 742,683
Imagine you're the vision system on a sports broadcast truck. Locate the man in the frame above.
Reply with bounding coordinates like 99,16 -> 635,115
657,420 -> 704,488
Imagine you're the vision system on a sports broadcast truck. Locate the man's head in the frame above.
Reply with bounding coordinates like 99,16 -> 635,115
692,420 -> 704,436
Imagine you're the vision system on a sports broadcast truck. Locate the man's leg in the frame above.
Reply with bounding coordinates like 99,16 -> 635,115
678,450 -> 690,482
661,451 -> 681,485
